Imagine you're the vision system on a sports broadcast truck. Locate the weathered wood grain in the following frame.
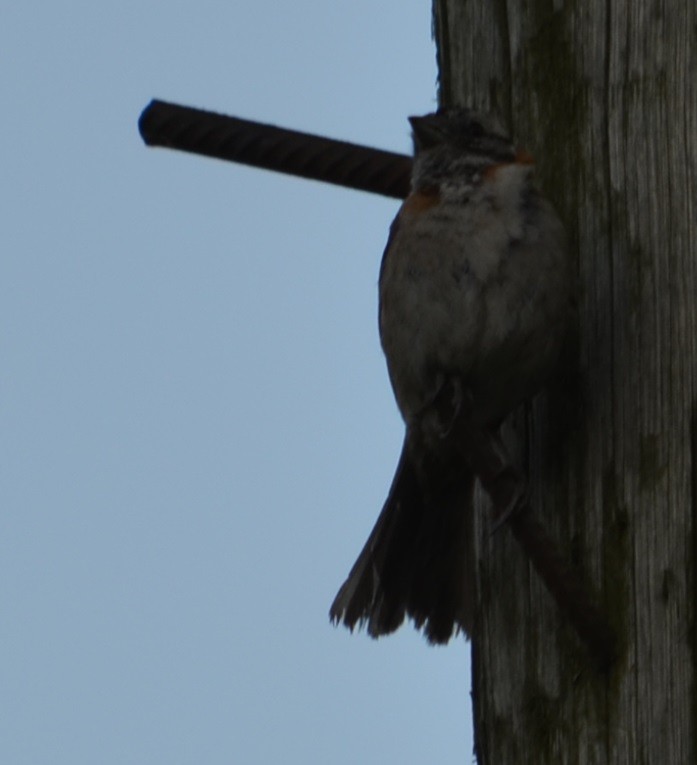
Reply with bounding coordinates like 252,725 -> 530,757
433,1 -> 697,762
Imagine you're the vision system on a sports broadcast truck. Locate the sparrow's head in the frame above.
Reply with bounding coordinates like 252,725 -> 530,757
409,108 -> 514,160
408,109 -> 521,195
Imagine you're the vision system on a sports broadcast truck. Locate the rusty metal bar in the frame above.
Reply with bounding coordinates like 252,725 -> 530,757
138,99 -> 412,199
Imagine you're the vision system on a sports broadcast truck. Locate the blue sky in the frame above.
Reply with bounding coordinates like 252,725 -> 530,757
3,2 -> 474,762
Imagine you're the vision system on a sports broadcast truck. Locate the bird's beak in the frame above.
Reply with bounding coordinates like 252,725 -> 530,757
408,115 -> 445,150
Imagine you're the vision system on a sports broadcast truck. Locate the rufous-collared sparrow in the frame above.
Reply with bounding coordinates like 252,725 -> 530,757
330,108 -> 572,643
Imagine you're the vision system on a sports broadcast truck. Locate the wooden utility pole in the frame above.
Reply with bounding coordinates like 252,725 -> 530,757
432,1 -> 697,761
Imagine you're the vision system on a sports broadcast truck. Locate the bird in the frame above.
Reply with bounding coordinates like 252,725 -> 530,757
329,108 -> 572,644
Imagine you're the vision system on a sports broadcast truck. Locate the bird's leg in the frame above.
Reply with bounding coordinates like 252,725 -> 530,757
424,375 -> 616,668
465,428 -> 528,533
427,377 -> 527,529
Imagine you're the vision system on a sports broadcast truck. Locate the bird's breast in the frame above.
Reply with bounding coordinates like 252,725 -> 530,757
378,176 -> 570,426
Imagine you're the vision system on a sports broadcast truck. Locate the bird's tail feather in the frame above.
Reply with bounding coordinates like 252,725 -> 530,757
330,438 -> 475,644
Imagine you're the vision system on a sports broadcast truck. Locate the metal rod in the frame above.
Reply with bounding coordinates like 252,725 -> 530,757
138,99 -> 412,199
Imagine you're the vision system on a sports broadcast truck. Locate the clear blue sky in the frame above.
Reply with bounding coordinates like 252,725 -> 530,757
3,2 -> 474,762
